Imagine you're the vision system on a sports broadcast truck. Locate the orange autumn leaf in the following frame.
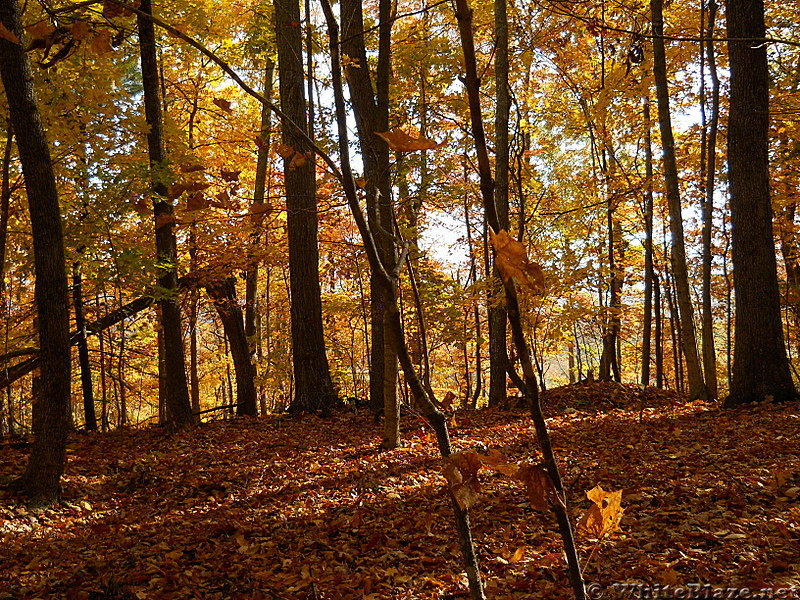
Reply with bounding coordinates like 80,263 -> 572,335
254,135 -> 269,151
179,163 -> 206,174
155,214 -> 179,230
375,129 -> 446,152
481,449 -> 518,477
578,485 -> 624,538
489,228 -> 545,293
169,181 -> 211,200
185,192 -> 208,212
440,390 -> 457,412
274,143 -> 296,159
220,170 -> 241,182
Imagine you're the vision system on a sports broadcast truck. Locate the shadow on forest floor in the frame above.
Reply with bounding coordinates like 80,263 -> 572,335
1,381 -> 799,599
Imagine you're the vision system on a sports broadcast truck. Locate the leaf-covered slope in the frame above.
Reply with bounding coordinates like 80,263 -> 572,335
1,383 -> 799,599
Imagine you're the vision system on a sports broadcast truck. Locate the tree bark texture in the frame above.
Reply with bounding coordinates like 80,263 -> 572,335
725,0 -> 797,405
137,0 -> 194,428
275,0 -> 338,414
0,0 -> 72,507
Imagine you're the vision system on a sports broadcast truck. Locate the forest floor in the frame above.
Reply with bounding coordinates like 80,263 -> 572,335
1,381 -> 799,600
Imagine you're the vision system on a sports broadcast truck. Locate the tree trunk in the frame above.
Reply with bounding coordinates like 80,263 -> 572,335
0,0 -> 72,507
641,99 -> 655,387
137,0 -> 194,428
340,0 -> 399,431
699,0 -> 720,398
650,0 -> 709,400
725,0 -> 797,405
205,278 -> 258,416
488,0 -> 511,407
73,261 -> 96,430
275,0 -> 338,414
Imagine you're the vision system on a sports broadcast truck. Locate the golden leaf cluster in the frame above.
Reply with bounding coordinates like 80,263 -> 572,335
488,228 -> 545,293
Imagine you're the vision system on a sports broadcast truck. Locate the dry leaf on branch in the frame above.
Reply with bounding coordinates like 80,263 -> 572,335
0,24 -> 21,45
488,228 -> 545,293
213,97 -> 233,113
375,129 -> 446,152
514,463 -> 555,511
443,452 -> 483,510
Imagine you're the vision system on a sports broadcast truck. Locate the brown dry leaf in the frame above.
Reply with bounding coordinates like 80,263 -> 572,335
489,228 -> 545,293
514,463 -> 554,511
443,452 -> 483,510
210,190 -> 232,209
249,202 -> 272,224
213,97 -> 233,113
577,485 -> 624,538
288,152 -> 310,171
103,0 -> 128,17
169,181 -> 211,200
274,143 -> 296,159
185,192 -> 208,212
441,390 -> 457,412
254,135 -> 269,151
481,449 -> 518,477
220,170 -> 241,182
70,21 -> 91,41
179,163 -> 206,174
155,214 -> 179,230
0,23 -> 21,45
26,22 -> 56,39
132,200 -> 150,215
375,129 -> 446,152
509,547 -> 526,564
90,32 -> 114,55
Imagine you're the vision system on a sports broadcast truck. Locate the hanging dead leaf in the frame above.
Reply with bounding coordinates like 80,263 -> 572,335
185,192 -> 208,211
169,181 -> 211,200
577,485 -> 624,538
179,163 -> 206,173
210,190 -> 232,209
0,23 -> 21,45
443,452 -> 483,510
220,170 -> 241,182
213,97 -> 233,113
132,200 -> 150,215
249,202 -> 272,224
514,463 -> 554,511
489,228 -> 545,293
90,31 -> 114,55
155,214 -> 179,230
70,21 -> 91,41
26,21 -> 55,40
481,449 -> 518,477
375,129 -> 446,152
274,143 -> 296,159
254,135 -> 269,151
103,0 -> 127,17
441,390 -> 457,412
288,151 -> 311,171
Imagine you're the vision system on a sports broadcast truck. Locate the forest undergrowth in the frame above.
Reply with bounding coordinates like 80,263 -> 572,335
1,382 -> 799,599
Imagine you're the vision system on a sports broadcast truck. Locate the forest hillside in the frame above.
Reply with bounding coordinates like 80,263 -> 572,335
2,383 -> 799,599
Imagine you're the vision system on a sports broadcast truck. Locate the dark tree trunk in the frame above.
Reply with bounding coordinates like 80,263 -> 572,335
205,278 -> 258,417
641,99 -> 655,387
0,0 -> 72,507
340,0 -> 399,433
725,0 -> 797,405
137,0 -> 194,427
488,0 -> 510,406
275,0 -> 338,414
73,262 -> 96,430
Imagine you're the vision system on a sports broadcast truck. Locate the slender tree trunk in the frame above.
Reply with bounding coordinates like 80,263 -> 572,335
137,0 -> 194,427
453,0 -> 585,596
488,0 -> 510,407
0,0 -> 72,507
205,278 -> 258,416
650,0 -> 709,400
699,0 -> 720,398
725,0 -> 797,405
276,0 -> 338,414
340,0 -> 399,435
641,100 -> 655,387
0,123 -> 13,436
654,271 -> 663,388
73,261 -> 96,430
